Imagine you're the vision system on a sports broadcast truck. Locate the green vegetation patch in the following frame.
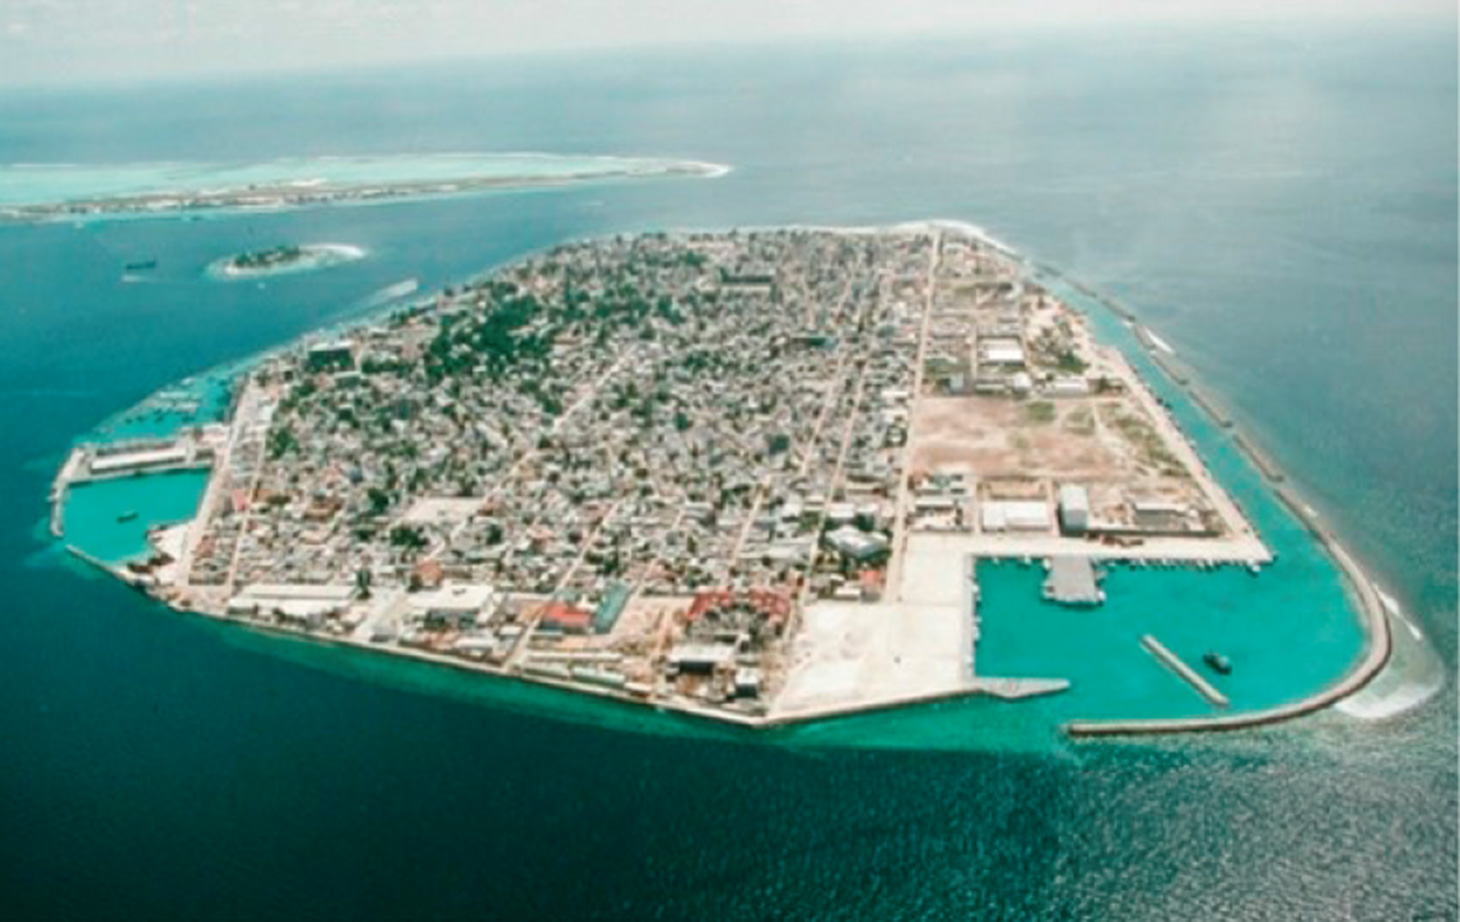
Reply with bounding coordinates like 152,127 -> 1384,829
1105,408 -> 1183,473
1023,401 -> 1056,424
1055,350 -> 1087,374
1062,405 -> 1095,435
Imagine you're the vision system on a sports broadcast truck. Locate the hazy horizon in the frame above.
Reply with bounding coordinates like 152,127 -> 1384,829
1,0 -> 1453,89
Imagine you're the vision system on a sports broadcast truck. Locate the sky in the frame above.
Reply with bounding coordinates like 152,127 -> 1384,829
1,0 -> 1454,87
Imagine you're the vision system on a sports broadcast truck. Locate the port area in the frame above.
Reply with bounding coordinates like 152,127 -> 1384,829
50,429 -> 222,540
49,224 -> 1387,736
61,432 -> 220,484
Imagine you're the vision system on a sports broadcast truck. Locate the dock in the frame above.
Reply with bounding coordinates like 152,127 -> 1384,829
1043,556 -> 1102,606
971,677 -> 1070,700
1140,634 -> 1228,708
79,438 -> 213,483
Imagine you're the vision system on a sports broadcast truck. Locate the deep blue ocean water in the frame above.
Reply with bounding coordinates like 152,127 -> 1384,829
0,23 -> 1454,920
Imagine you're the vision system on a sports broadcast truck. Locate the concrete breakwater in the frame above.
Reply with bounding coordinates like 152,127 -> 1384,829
1139,634 -> 1229,708
1145,347 -> 1190,386
65,544 -> 130,582
48,449 -> 86,537
1187,388 -> 1235,429
1236,434 -> 1287,483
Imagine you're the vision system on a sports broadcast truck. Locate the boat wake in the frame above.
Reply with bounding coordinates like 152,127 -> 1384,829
356,277 -> 421,310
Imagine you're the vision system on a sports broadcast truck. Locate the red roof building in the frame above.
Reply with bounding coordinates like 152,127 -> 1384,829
686,588 -> 791,623
538,601 -> 593,634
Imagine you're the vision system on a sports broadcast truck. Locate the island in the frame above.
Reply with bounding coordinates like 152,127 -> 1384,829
0,153 -> 729,224
51,224 -> 1389,734
207,243 -> 365,280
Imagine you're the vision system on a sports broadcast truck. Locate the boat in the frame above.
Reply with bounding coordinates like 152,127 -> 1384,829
117,511 -> 138,523
1202,652 -> 1232,675
124,259 -> 157,271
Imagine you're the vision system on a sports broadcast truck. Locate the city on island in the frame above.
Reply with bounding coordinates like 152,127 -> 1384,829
53,225 -> 1274,728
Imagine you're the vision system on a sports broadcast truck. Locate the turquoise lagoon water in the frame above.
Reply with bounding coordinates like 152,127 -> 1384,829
975,561 -> 1360,722
61,470 -> 210,563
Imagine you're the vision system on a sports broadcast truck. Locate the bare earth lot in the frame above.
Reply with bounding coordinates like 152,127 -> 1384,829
911,395 -> 1131,480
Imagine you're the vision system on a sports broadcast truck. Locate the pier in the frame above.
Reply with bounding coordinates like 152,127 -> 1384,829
75,438 -> 213,483
1043,556 -> 1102,606
1025,261 -> 1393,738
971,677 -> 1070,700
1139,634 -> 1228,708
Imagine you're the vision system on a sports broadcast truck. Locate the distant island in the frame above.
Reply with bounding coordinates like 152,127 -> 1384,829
234,245 -> 307,271
208,243 -> 365,280
0,153 -> 730,224
53,224 -> 1389,736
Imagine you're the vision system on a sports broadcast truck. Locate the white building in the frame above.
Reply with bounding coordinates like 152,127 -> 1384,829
825,526 -> 890,561
1047,376 -> 1091,398
90,444 -> 189,476
227,583 -> 355,624
979,338 -> 1026,367
1058,485 -> 1091,533
408,583 -> 496,628
980,500 -> 1052,533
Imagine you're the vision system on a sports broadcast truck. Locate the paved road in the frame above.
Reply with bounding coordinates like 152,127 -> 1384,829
885,232 -> 941,602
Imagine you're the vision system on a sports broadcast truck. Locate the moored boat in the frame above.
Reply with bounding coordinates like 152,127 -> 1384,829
1202,651 -> 1232,675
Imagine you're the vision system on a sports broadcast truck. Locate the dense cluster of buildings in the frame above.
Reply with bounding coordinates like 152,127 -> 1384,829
159,230 -> 957,713
99,226 -> 1262,724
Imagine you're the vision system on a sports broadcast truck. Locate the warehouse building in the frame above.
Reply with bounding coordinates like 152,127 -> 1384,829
1058,485 -> 1091,534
